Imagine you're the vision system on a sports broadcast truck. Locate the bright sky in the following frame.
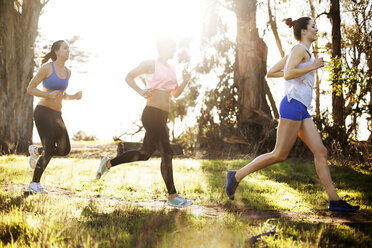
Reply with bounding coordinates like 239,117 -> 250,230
34,0 -> 369,142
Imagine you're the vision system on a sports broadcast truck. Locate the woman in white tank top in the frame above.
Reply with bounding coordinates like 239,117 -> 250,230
226,17 -> 359,212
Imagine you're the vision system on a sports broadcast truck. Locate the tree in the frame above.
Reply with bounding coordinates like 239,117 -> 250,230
340,0 -> 371,141
233,0 -> 273,152
328,0 -> 347,145
0,0 -> 47,154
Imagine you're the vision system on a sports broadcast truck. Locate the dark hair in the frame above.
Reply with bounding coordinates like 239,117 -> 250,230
283,17 -> 311,41
41,40 -> 66,64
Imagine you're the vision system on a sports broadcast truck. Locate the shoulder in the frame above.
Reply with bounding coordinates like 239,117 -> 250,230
291,45 -> 307,56
38,63 -> 52,77
138,60 -> 155,73
139,60 -> 155,68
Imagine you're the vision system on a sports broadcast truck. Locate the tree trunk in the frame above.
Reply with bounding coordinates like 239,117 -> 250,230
329,0 -> 346,143
0,0 -> 44,154
309,0 -> 321,118
234,0 -> 273,153
267,0 -> 284,58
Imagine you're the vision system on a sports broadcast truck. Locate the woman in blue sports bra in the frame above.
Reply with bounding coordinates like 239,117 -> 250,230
226,17 -> 359,212
26,40 -> 82,193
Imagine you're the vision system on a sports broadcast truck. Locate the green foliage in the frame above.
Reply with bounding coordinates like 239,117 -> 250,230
195,2 -> 239,152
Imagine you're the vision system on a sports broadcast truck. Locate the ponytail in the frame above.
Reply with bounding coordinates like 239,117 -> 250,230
283,17 -> 311,41
41,40 -> 65,64
283,18 -> 295,28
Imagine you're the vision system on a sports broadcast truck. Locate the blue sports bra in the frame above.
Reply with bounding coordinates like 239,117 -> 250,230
42,62 -> 69,92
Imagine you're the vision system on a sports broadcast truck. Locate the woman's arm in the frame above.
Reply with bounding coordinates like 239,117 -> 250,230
63,91 -> 82,100
125,60 -> 153,98
267,55 -> 288,78
62,70 -> 82,100
171,70 -> 191,98
284,46 -> 324,80
27,64 -> 62,99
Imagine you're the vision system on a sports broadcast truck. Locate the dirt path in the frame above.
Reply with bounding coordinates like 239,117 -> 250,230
3,184 -> 370,224
3,184 -> 222,218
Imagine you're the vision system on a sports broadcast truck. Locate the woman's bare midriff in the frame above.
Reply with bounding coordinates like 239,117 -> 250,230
37,88 -> 63,112
146,89 -> 171,112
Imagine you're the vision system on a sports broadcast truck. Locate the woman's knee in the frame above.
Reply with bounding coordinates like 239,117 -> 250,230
272,151 -> 288,162
314,145 -> 328,159
55,144 -> 71,156
139,150 -> 152,160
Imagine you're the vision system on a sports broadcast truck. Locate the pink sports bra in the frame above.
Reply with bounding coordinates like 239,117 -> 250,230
145,60 -> 177,91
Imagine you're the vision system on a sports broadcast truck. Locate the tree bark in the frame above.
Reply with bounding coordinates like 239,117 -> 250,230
308,0 -> 321,118
329,0 -> 346,143
234,0 -> 273,152
0,0 -> 44,154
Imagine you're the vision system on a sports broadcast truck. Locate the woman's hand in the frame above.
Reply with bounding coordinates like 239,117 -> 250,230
139,88 -> 152,98
312,55 -> 324,70
73,91 -> 83,100
48,90 -> 63,99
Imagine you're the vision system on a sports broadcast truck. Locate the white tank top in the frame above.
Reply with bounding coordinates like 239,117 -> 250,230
284,43 -> 315,110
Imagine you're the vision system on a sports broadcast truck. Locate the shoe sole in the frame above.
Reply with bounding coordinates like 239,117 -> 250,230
226,171 -> 237,200
329,207 -> 360,212
28,145 -> 38,169
168,202 -> 193,208
29,156 -> 37,169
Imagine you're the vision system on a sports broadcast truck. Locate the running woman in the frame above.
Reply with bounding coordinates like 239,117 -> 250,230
96,36 -> 192,208
27,40 -> 82,193
226,17 -> 359,212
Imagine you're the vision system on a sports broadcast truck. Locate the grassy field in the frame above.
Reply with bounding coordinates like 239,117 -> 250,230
0,146 -> 371,247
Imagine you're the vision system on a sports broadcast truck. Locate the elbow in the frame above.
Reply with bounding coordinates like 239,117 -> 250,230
125,72 -> 136,84
125,74 -> 132,83
26,86 -> 33,95
283,72 -> 292,80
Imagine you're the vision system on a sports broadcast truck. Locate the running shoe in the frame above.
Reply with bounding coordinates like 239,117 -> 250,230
96,156 -> 110,179
28,145 -> 39,169
168,195 -> 193,208
28,182 -> 48,193
226,170 -> 239,200
328,200 -> 360,212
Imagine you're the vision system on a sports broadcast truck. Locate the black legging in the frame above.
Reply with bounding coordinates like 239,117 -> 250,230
32,105 -> 71,182
110,106 -> 176,194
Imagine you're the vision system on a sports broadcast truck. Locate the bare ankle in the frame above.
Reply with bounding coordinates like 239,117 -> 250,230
107,160 -> 112,169
168,193 -> 177,199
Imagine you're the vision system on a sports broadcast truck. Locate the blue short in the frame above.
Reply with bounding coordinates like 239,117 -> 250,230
279,96 -> 311,121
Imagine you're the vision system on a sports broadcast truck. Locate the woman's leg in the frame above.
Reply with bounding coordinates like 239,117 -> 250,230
108,107 -> 157,168
96,107 -> 157,179
54,115 -> 71,156
157,124 -> 177,197
235,118 -> 302,182
298,118 -> 340,201
108,131 -> 156,167
32,107 -> 57,183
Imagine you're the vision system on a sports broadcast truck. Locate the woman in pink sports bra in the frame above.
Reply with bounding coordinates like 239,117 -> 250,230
96,36 -> 193,208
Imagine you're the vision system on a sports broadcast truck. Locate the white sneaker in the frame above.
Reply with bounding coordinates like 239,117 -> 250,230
96,156 -> 110,179
28,182 -> 48,193
28,145 -> 40,169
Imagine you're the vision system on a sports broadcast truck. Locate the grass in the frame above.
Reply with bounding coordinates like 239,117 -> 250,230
0,152 -> 371,247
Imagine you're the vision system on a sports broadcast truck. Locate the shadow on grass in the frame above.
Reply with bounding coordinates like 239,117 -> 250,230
200,159 -> 372,217
78,200 -> 176,247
